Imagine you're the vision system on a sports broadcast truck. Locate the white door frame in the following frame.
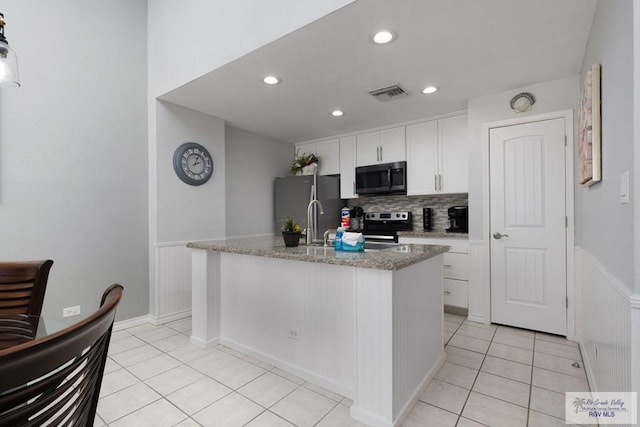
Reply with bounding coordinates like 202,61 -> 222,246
480,109 -> 575,339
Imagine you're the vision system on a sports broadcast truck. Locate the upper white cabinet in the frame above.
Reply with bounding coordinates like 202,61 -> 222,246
438,115 -> 468,193
339,136 -> 358,199
317,139 -> 340,175
294,139 -> 339,176
406,114 -> 468,195
406,120 -> 438,195
356,126 -> 405,166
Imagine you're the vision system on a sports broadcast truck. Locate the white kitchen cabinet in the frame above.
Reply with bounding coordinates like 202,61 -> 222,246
339,136 -> 358,199
439,115 -> 468,193
406,120 -> 438,195
399,236 -> 469,311
317,139 -> 339,175
294,139 -> 339,176
406,114 -> 468,195
356,126 -> 405,166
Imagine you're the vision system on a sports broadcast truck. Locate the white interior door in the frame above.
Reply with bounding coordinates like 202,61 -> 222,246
489,118 -> 567,335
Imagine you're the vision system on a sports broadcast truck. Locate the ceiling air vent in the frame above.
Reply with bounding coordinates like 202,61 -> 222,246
368,84 -> 410,102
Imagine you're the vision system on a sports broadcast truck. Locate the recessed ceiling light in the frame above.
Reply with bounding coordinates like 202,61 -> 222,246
331,110 -> 344,117
262,75 -> 280,85
422,86 -> 438,94
373,30 -> 394,44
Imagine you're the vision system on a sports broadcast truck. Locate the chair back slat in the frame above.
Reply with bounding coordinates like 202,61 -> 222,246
0,284 -> 123,427
0,260 -> 53,316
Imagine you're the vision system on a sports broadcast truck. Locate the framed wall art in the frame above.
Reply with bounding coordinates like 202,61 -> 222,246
578,63 -> 601,186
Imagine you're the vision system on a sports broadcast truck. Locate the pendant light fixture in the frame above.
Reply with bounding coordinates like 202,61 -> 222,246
0,13 -> 20,87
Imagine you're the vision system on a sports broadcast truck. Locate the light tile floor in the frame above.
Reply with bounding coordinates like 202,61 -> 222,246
96,314 -> 590,426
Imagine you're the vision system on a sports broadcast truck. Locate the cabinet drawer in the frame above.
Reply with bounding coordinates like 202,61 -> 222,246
398,237 -> 468,253
443,279 -> 468,308
443,253 -> 468,280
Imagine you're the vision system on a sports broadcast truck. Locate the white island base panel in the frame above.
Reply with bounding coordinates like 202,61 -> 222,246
190,249 -> 444,427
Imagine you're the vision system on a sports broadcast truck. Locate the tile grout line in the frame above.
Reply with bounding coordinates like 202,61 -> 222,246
526,333 -> 538,426
454,325 -> 495,425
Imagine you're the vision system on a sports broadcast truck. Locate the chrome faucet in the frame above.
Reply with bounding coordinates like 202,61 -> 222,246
306,199 -> 324,245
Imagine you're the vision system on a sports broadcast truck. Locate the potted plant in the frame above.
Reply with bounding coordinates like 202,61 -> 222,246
281,216 -> 302,247
290,151 -> 319,176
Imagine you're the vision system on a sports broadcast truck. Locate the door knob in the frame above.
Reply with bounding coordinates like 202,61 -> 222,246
493,232 -> 509,239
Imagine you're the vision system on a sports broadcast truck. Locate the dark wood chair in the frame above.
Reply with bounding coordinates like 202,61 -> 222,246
0,260 -> 54,316
0,284 -> 123,427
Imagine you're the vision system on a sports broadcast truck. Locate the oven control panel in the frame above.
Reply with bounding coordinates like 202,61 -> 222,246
364,211 -> 411,221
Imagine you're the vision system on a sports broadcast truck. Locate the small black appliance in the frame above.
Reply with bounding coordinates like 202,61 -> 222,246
446,206 -> 468,233
422,208 -> 432,231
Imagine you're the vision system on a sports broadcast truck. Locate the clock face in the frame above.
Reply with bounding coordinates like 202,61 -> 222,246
173,142 -> 213,186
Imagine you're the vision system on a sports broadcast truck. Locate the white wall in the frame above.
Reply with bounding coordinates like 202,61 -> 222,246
467,76 -> 580,240
465,78 -> 579,324
147,0 -> 355,97
150,101 -> 226,320
225,126 -> 292,237
577,0 -> 635,292
635,3 -> 640,295
0,0 -> 148,321
146,1 -> 354,320
155,101 -> 226,243
574,0 -> 639,406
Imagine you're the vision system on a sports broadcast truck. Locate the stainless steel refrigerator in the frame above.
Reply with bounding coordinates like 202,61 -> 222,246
274,174 -> 342,241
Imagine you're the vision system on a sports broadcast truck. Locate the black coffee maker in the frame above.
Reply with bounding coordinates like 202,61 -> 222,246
446,206 -> 468,233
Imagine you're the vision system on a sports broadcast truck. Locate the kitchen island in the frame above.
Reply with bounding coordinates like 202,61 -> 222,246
187,236 -> 448,427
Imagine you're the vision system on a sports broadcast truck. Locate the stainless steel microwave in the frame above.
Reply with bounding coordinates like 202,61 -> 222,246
355,161 -> 407,195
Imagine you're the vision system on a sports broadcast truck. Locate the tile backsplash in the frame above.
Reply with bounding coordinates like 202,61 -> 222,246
347,193 -> 468,232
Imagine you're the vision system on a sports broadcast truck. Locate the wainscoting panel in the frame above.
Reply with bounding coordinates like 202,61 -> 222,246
468,240 -> 490,323
219,253 -> 356,397
154,243 -> 192,321
576,247 -> 633,395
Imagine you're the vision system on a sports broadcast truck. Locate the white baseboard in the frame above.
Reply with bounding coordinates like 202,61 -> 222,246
113,309 -> 191,331
149,309 -> 191,325
113,315 -> 152,331
190,335 -> 219,349
220,337 -> 354,399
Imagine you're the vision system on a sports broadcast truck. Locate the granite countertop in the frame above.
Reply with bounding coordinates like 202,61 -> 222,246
187,236 -> 449,271
398,230 -> 469,239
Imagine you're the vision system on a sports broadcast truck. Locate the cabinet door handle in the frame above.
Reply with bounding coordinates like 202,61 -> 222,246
353,181 -> 356,195
380,146 -> 383,161
376,146 -> 380,162
443,290 -> 452,295
434,175 -> 438,191
444,264 -> 452,268
438,174 -> 442,191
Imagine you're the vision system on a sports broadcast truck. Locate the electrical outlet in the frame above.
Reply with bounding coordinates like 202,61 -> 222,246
287,329 -> 300,341
62,305 -> 81,317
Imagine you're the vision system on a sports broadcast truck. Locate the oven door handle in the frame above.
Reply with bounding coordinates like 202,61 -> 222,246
362,234 -> 398,243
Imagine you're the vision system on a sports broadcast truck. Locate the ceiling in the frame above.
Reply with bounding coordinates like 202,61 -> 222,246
160,0 -> 596,143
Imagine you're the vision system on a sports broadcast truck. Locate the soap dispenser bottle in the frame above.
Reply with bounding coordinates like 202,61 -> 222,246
334,226 -> 345,251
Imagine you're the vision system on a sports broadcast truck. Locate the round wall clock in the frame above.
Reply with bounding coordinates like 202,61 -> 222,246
173,142 -> 213,186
